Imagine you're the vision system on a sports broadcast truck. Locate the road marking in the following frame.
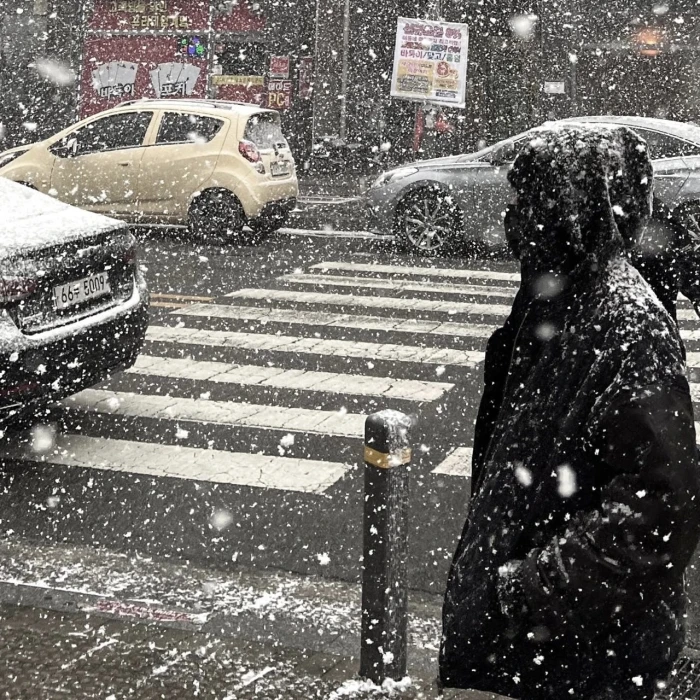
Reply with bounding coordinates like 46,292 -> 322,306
151,302 -> 190,309
226,288 -> 512,318
146,326 -> 485,367
175,303 -> 499,339
686,354 -> 700,368
65,389 -> 366,437
11,435 -> 349,494
129,355 -> 454,402
281,273 -> 517,298
432,447 -> 473,477
310,261 -> 521,283
151,293 -> 215,302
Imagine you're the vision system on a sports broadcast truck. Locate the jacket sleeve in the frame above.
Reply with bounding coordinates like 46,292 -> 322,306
499,376 -> 700,623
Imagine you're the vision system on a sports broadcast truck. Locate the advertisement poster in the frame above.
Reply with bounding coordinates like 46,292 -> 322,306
269,56 -> 290,79
80,36 -> 207,117
390,17 -> 469,108
298,57 -> 313,99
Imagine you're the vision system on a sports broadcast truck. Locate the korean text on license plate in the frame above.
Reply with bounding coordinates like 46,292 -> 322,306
54,272 -> 111,310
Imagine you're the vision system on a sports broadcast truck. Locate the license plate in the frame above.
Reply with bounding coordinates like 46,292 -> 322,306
270,161 -> 291,177
54,272 -> 110,310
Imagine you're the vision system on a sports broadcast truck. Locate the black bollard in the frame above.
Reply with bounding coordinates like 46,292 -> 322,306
360,409 -> 414,684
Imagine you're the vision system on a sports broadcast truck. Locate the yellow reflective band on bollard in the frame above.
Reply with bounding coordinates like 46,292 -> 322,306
364,446 -> 412,469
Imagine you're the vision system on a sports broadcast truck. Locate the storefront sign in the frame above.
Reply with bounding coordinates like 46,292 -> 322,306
80,35 -> 207,117
390,17 -> 469,108
89,0 -> 206,32
267,79 -> 292,110
544,81 -> 566,95
212,75 -> 265,86
91,60 -> 138,98
269,55 -> 290,79
150,61 -> 200,96
298,57 -> 313,99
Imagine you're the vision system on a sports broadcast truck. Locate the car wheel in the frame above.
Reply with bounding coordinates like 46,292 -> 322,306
188,190 -> 244,241
395,187 -> 463,255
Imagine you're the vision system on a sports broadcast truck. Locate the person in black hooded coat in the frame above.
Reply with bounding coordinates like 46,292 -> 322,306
440,125 -> 700,700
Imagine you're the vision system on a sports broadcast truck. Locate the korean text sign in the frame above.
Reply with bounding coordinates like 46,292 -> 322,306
390,17 -> 469,108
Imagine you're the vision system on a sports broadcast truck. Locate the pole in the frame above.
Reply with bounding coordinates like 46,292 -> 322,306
360,409 -> 414,684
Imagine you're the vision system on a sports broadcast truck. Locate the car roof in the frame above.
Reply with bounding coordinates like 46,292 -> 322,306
555,115 -> 700,144
107,98 -> 277,119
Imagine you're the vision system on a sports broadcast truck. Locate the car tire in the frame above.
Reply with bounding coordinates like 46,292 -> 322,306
394,186 -> 463,256
249,216 -> 287,239
188,190 -> 244,241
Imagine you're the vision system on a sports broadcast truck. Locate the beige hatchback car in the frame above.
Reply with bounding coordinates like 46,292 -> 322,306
0,99 -> 298,239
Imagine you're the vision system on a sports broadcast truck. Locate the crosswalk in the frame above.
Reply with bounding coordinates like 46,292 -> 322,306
8,258 -> 700,497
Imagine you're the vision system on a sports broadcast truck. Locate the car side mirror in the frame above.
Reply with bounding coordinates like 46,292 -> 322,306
51,137 -> 78,158
490,147 -> 513,167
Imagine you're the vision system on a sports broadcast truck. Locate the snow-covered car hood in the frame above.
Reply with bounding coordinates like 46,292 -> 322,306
0,178 -> 125,257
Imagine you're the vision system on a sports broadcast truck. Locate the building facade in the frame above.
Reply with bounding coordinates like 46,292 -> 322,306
2,0 -> 700,165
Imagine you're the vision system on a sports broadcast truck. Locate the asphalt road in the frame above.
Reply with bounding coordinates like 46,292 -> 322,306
1,228 -> 700,609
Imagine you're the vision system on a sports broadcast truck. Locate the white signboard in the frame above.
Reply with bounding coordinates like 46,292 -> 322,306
544,81 -> 566,95
390,17 -> 469,108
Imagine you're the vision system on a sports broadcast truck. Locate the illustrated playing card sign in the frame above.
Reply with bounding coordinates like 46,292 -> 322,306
91,60 -> 138,99
150,62 -> 200,97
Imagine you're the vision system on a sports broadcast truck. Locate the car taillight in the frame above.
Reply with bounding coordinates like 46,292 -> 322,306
0,277 -> 37,305
239,139 -> 261,163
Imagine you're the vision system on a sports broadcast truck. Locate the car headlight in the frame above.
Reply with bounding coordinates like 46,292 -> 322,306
371,167 -> 418,189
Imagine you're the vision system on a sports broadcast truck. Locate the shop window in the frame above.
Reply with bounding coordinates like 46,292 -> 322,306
220,43 -> 267,76
635,128 -> 700,159
156,113 -> 223,145
59,112 -> 153,157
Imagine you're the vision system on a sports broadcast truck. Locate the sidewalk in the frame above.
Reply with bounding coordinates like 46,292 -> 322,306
0,537 -> 502,699
0,536 -> 696,699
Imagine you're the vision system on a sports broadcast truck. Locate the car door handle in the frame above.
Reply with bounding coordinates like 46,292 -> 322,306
117,161 -> 130,167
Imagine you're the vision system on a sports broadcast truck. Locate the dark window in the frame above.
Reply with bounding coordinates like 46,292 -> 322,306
635,129 -> 700,159
244,113 -> 287,149
220,43 -> 267,76
65,112 -> 152,157
156,113 -> 224,145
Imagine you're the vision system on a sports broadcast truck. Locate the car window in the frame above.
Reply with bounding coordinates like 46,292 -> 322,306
634,128 -> 700,159
490,136 -> 528,164
59,112 -> 152,157
156,113 -> 224,145
244,113 -> 287,149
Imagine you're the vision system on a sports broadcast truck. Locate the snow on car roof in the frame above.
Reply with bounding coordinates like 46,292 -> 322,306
556,115 -> 700,144
0,178 -> 125,257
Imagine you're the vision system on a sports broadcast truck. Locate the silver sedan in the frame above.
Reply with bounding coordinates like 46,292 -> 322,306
365,116 -> 700,255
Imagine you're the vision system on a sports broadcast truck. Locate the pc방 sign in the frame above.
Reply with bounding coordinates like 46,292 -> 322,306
390,17 -> 469,108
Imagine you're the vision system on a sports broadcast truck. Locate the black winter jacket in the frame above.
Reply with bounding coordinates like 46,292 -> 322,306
441,126 -> 700,700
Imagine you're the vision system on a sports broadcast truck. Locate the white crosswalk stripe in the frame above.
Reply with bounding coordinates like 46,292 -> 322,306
8,435 -> 348,495
13,260 -> 700,494
145,325 -> 486,367
309,261 -> 522,283
65,389 -> 367,437
281,273 -> 517,298
226,287 -> 513,317
175,303 -> 497,339
129,355 -> 454,402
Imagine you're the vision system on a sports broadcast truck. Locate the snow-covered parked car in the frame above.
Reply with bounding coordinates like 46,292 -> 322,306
0,178 -> 148,429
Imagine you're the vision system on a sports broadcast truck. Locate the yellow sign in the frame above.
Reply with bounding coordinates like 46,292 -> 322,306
212,75 -> 265,86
